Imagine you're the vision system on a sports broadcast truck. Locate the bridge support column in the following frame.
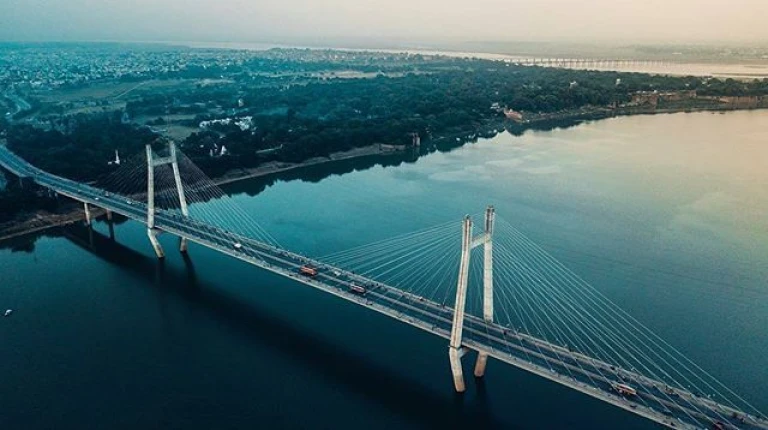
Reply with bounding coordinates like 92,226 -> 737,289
146,141 -> 189,257
106,209 -> 112,221
84,202 -> 92,226
449,215 -> 473,392
147,145 -> 156,231
147,228 -> 165,259
146,145 -> 164,259
449,346 -> 468,392
169,142 -> 189,253
474,206 -> 495,378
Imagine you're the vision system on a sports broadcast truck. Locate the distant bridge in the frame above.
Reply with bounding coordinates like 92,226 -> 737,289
1,142 -> 765,430
506,58 -> 671,70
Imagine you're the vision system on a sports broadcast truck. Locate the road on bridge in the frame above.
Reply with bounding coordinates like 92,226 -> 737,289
1,144 -> 765,430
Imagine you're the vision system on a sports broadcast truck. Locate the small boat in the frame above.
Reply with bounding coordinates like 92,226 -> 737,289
4,309 -> 12,317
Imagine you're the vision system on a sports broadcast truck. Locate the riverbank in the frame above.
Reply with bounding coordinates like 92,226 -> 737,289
1,104 -> 766,242
503,103 -> 768,137
0,145 -> 406,241
0,206 -> 106,242
213,144 -> 406,186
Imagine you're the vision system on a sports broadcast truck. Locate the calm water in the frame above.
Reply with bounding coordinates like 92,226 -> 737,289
179,41 -> 768,79
558,62 -> 768,79
2,110 -> 767,429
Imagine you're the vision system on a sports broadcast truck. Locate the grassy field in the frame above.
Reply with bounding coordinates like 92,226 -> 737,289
30,78 -> 235,118
36,81 -> 142,102
162,124 -> 199,140
36,78 -> 234,103
133,114 -> 200,140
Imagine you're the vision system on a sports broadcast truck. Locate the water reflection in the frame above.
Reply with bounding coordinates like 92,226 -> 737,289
57,222 -> 509,429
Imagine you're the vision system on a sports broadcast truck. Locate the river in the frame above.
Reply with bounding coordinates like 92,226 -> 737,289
174,41 -> 768,79
2,110 -> 767,429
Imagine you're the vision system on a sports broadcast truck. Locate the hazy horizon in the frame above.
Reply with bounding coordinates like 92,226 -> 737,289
3,0 -> 768,47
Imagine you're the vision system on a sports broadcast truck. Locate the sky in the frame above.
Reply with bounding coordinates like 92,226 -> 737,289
2,0 -> 768,46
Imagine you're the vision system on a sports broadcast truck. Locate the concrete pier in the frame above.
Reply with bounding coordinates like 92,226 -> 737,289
147,228 -> 165,259
179,237 -> 188,253
475,206 -> 495,378
449,346 -> 467,392
84,202 -> 92,226
146,142 -> 189,257
474,354 -> 489,378
169,142 -> 189,253
449,215 -> 473,392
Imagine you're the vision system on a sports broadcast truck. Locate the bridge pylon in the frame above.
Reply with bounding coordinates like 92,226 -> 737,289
83,202 -> 92,226
448,206 -> 495,392
145,141 -> 190,258
474,206 -> 494,378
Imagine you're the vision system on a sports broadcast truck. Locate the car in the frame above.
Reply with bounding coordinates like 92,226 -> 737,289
234,243 -> 243,250
299,265 -> 318,277
94,197 -> 100,201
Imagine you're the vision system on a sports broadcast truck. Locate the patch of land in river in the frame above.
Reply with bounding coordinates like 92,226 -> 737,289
0,205 -> 106,242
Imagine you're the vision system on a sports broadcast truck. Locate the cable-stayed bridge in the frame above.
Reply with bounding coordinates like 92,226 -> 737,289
1,142 -> 765,430
507,58 -> 670,70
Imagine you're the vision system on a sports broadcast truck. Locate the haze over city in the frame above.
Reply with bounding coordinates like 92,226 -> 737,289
3,0 -> 768,45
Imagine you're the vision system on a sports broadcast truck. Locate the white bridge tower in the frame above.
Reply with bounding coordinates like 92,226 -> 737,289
448,205 -> 495,392
146,141 -> 189,258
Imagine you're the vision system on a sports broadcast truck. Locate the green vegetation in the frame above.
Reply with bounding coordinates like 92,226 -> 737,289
3,50 -> 768,223
6,113 -> 157,181
0,174 -> 57,223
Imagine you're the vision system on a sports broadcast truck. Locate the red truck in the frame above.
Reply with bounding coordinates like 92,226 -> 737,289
299,265 -> 318,277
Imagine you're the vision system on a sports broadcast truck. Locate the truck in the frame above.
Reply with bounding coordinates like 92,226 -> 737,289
299,265 -> 318,277
349,284 -> 367,295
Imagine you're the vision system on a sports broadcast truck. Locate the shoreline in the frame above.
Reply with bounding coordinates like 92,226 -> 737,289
1,105 -> 765,243
0,207 -> 106,242
212,144 -> 404,186
0,145 -> 404,242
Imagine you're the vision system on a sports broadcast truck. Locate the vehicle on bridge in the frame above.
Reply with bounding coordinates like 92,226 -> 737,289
3,144 -> 767,430
299,265 -> 318,277
614,383 -> 637,397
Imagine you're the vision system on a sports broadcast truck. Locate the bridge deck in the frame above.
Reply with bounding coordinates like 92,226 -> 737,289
1,145 -> 765,430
